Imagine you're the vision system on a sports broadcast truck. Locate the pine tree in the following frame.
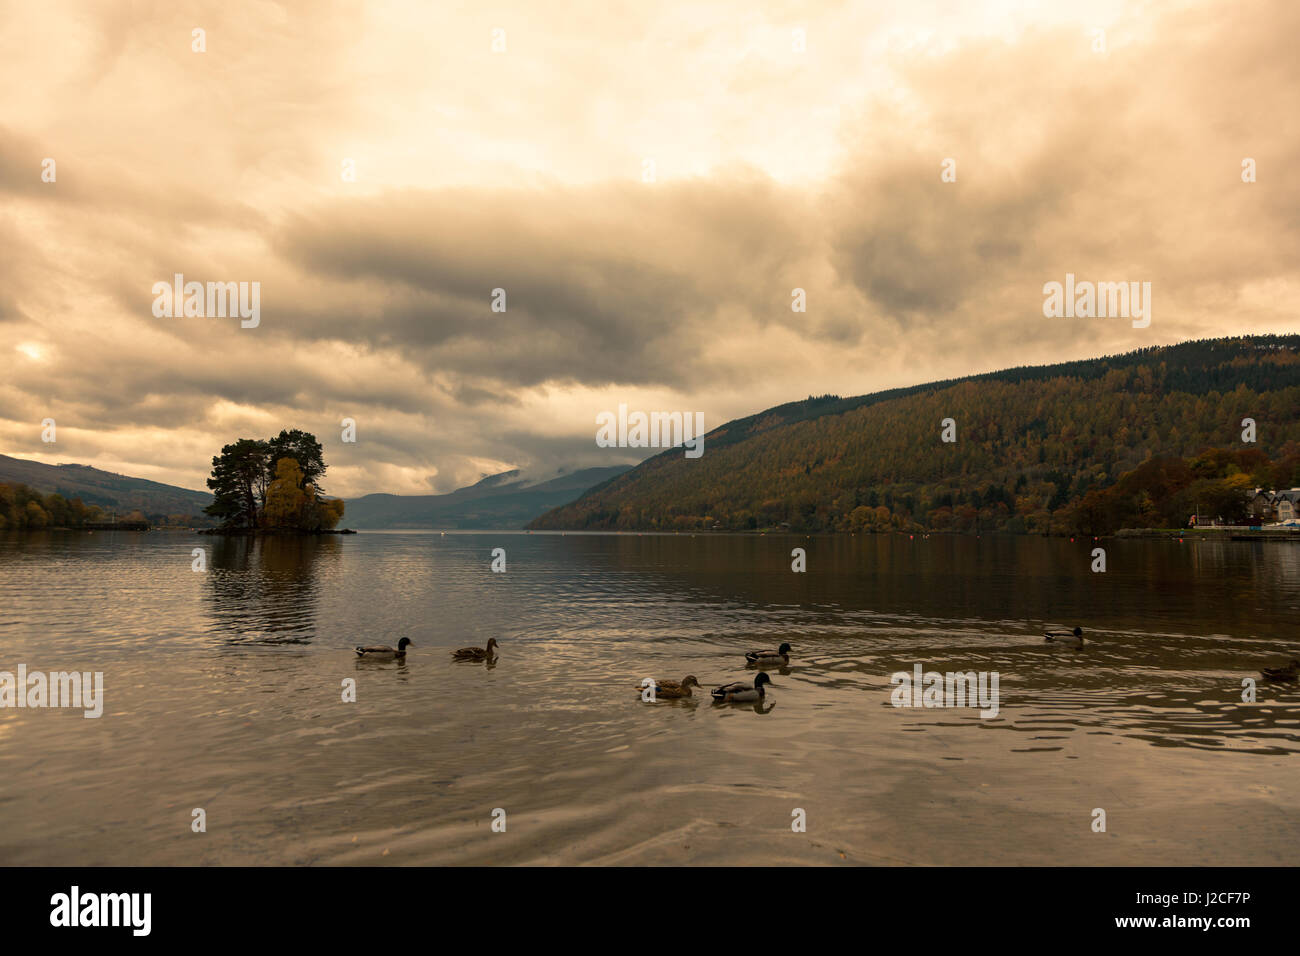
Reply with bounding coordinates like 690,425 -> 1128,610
205,439 -> 269,529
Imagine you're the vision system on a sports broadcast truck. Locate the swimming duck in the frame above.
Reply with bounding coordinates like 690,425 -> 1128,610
452,638 -> 499,661
1044,626 -> 1084,647
1260,659 -> 1300,682
640,675 -> 701,699
711,672 -> 772,703
745,642 -> 792,666
355,637 -> 412,660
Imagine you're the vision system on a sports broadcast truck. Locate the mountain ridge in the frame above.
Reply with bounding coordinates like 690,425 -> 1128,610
344,465 -> 632,529
0,454 -> 632,531
528,335 -> 1300,534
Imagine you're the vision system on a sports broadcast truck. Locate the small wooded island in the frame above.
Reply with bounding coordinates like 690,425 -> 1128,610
200,429 -> 351,535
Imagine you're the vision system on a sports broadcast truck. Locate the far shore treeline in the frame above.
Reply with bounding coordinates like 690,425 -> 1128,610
0,482 -> 125,530
204,429 -> 345,532
531,337 -> 1300,535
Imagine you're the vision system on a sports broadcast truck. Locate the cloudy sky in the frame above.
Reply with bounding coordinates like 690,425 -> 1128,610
2,0 -> 1297,497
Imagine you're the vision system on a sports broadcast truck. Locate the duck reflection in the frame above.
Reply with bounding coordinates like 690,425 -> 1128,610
354,658 -> 413,682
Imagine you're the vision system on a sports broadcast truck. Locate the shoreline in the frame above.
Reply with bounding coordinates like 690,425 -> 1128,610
7,524 -> 1299,540
196,527 -> 357,536
1115,527 -> 1300,540
1107,528 -> 1300,541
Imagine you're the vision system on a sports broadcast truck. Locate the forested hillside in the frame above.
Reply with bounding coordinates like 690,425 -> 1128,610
529,337 -> 1300,534
0,453 -> 213,526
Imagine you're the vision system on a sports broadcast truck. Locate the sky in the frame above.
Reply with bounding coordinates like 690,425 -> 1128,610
2,0 -> 1297,497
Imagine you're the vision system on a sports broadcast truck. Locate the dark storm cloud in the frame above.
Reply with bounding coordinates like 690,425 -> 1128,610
3,0 -> 1297,496
271,177 -> 823,389
828,4 -> 1300,351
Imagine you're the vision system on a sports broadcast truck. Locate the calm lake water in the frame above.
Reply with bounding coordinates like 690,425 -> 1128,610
1,530 -> 1298,865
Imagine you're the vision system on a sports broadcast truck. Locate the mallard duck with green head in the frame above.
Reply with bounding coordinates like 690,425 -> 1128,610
745,642 -> 792,666
711,672 -> 772,703
1044,626 -> 1084,647
355,637 -> 412,660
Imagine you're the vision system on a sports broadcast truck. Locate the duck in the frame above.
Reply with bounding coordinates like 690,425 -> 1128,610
1260,659 -> 1300,683
745,642 -> 792,666
452,638 -> 499,661
711,672 -> 772,703
355,637 -> 412,660
639,675 -> 701,699
1044,626 -> 1084,647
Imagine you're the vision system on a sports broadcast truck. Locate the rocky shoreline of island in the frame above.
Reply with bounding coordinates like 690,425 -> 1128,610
196,527 -> 356,536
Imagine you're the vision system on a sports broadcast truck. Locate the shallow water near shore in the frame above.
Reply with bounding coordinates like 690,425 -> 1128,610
1,529 -> 1298,865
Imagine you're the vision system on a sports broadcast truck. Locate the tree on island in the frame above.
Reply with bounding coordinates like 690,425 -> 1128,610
264,457 -> 345,530
204,429 -> 343,531
205,438 -> 267,528
267,429 -> 327,486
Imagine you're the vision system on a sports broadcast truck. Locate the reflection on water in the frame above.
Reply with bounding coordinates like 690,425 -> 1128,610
0,530 -> 1298,866
206,536 -> 340,645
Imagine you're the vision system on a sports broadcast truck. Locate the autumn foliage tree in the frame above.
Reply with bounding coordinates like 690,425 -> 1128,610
0,482 -> 103,530
263,458 -> 345,531
205,429 -> 344,531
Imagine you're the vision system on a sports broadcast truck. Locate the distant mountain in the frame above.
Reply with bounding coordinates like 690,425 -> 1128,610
0,454 -> 632,531
0,453 -> 213,521
529,336 -> 1300,534
344,466 -> 632,529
